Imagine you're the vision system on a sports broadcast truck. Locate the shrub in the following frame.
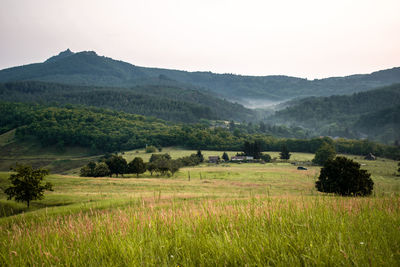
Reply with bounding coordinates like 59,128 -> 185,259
316,156 -> 374,196
80,165 -> 93,177
260,153 -> 272,162
146,145 -> 158,153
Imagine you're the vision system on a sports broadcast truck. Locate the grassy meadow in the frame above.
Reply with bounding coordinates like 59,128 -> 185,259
0,130 -> 100,173
0,148 -> 399,266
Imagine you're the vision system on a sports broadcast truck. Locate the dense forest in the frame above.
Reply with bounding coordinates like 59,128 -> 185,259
1,49 -> 400,101
271,84 -> 400,144
1,102 -> 399,159
0,81 -> 254,123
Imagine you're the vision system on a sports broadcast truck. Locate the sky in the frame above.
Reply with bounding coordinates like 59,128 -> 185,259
0,0 -> 399,79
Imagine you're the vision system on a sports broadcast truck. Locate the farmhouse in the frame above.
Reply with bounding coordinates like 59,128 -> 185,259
231,156 -> 245,161
208,156 -> 220,163
231,156 -> 254,162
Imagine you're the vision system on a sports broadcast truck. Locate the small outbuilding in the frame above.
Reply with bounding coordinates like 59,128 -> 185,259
231,156 -> 245,161
208,156 -> 220,163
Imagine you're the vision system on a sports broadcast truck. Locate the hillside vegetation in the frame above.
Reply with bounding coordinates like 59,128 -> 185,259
1,49 -> 400,101
271,84 -> 400,143
0,81 -> 254,123
1,102 -> 399,162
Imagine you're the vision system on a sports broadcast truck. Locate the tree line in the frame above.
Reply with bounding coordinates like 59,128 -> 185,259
2,102 -> 400,160
0,81 -> 254,123
80,151 -> 205,177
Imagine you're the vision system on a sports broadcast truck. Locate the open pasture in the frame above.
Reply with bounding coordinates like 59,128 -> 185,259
0,150 -> 399,266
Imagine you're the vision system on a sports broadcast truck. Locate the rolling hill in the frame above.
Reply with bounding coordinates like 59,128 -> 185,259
0,81 -> 254,123
1,49 -> 400,102
270,84 -> 400,143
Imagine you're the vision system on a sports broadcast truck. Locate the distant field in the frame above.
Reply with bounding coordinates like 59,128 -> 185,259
0,130 -> 100,173
0,149 -> 399,265
121,147 -> 316,162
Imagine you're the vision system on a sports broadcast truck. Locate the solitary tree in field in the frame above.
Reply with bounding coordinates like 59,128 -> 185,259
279,145 -> 291,160
128,157 -> 146,177
4,164 -> 53,207
312,142 -> 336,166
316,156 -> 373,196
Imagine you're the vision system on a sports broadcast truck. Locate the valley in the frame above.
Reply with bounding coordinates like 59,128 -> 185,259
0,50 -> 399,266
0,148 -> 399,265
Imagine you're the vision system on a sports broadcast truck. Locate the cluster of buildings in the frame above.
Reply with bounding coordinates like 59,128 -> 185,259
208,155 -> 254,163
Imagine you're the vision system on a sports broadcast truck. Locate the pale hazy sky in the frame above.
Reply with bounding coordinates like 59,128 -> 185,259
1,0 -> 399,79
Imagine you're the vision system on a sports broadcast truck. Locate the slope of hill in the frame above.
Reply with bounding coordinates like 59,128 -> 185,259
356,105 -> 400,142
0,81 -> 254,123
1,49 -> 399,101
271,84 -> 400,143
1,102 -> 399,162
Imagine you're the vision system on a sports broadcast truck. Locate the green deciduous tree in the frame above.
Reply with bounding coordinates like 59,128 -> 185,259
154,157 -> 171,176
93,162 -> 111,177
128,157 -> 146,177
312,142 -> 336,166
4,164 -> 53,207
169,160 -> 181,176
149,153 -> 171,162
316,156 -> 374,196
105,155 -> 127,177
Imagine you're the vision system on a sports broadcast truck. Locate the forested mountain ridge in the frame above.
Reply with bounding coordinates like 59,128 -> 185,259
1,49 -> 400,101
0,81 -> 254,123
271,84 -> 400,143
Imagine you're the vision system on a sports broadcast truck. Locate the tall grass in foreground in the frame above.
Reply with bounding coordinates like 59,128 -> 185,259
0,196 -> 399,266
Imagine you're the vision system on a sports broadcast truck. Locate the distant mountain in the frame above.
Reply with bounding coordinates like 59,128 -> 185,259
1,49 -> 399,101
270,84 -> 400,144
0,81 -> 254,123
